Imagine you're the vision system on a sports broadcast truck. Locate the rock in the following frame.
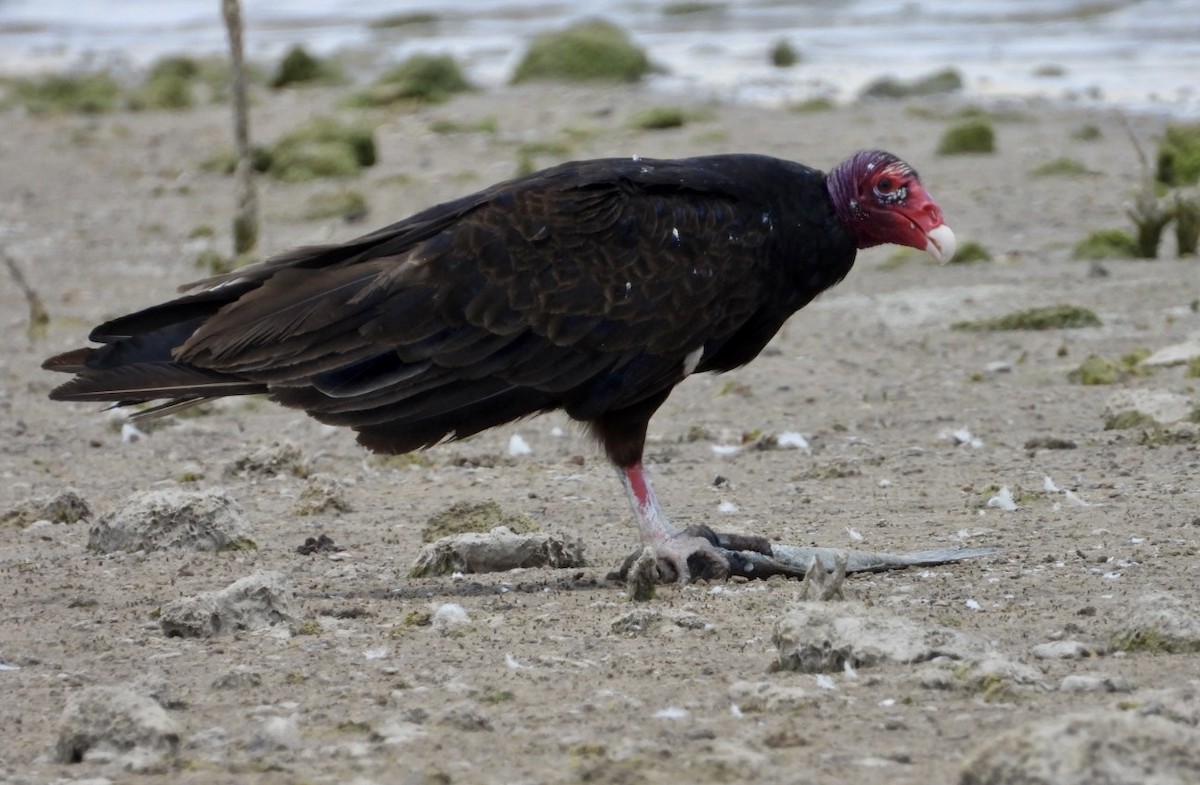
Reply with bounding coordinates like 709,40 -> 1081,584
409,526 -> 585,577
959,710 -> 1200,784
2,489 -> 91,527
1142,338 -> 1200,367
1104,389 -> 1196,427
56,686 -> 180,767
160,571 -> 296,638
917,656 -> 1044,700
1032,640 -> 1104,659
223,441 -> 308,479
88,489 -> 251,553
1059,674 -> 1134,693
1111,593 -> 1200,653
773,601 -> 991,673
293,473 -> 351,516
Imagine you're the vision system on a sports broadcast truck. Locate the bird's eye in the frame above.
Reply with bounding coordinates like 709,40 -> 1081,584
877,177 -> 894,193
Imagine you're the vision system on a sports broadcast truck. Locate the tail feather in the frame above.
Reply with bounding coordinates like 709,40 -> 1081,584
46,356 -> 266,404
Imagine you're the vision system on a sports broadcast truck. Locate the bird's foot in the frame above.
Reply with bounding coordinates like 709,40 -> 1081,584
615,524 -> 773,584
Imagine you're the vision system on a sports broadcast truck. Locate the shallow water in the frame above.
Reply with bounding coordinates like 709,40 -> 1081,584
1,0 -> 1198,116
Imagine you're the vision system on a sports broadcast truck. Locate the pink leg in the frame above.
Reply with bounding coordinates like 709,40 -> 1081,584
617,462 -> 729,582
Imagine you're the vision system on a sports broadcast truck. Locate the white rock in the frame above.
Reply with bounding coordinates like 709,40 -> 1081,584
1142,338 -> 1200,367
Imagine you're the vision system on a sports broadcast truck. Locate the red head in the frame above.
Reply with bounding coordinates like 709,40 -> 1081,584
826,150 -> 956,263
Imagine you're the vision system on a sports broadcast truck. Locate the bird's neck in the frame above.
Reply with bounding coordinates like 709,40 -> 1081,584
825,158 -> 880,251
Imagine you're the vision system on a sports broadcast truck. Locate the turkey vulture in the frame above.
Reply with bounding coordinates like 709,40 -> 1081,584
44,150 -> 954,582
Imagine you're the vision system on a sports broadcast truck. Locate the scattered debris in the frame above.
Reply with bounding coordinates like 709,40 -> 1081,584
944,427 -> 984,448
986,487 -> 1018,511
159,571 -> 296,638
775,431 -> 810,450
1043,476 -> 1100,507
959,710 -> 1200,785
296,534 -> 342,555
506,433 -> 532,456
88,489 -> 251,553
410,526 -> 585,577
56,686 -> 180,767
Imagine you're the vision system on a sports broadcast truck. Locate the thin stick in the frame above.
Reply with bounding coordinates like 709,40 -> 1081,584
2,251 -> 49,340
221,0 -> 258,256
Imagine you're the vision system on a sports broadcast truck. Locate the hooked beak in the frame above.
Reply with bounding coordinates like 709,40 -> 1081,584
924,224 -> 957,264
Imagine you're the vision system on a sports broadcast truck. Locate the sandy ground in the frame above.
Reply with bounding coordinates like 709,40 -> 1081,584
2,83 -> 1200,783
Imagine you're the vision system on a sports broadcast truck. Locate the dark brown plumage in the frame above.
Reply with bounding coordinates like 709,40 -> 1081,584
45,151 -> 954,581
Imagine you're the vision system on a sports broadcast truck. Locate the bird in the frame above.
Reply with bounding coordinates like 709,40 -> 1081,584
44,150 -> 955,582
